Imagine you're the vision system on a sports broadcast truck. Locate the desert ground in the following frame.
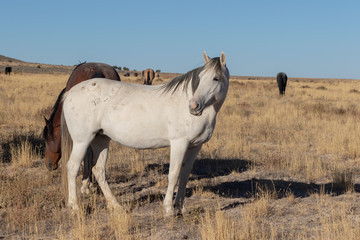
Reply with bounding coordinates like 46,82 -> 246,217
1,56 -> 360,239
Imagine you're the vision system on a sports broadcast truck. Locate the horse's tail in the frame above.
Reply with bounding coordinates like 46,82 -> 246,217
61,97 -> 72,205
146,70 -> 150,84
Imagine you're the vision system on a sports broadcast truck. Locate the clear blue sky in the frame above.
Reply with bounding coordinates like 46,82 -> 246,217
1,0 -> 360,79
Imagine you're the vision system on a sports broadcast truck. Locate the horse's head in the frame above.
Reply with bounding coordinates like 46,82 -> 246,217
43,117 -> 61,170
189,51 -> 229,116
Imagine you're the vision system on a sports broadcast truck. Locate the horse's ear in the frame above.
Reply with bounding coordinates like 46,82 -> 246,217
220,51 -> 226,67
203,51 -> 210,64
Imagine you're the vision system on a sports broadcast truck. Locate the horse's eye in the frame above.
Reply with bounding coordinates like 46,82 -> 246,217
213,77 -> 220,81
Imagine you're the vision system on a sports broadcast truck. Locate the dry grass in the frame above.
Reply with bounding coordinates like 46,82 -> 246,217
10,139 -> 41,168
199,189 -> 275,240
1,72 -> 360,239
217,79 -> 360,182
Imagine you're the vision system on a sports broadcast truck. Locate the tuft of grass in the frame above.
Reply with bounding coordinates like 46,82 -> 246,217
200,208 -> 239,240
331,169 -> 354,193
317,86 -> 327,90
199,189 -> 276,240
109,207 -> 133,240
349,89 -> 359,93
10,139 -> 38,167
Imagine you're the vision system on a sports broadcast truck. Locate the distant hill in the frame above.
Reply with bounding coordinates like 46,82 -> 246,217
0,54 -> 25,63
0,54 -> 179,78
0,54 -> 75,74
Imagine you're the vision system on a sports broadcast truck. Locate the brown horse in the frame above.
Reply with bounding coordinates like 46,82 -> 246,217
142,68 -> 155,85
43,62 -> 120,179
5,67 -> 12,75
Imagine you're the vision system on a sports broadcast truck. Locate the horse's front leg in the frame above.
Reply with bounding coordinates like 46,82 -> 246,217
174,144 -> 202,215
164,139 -> 189,217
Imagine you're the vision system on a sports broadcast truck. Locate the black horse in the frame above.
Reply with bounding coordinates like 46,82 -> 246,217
5,67 -> 12,75
276,72 -> 288,95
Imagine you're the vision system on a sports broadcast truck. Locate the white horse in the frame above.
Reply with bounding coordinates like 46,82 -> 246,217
61,51 -> 229,216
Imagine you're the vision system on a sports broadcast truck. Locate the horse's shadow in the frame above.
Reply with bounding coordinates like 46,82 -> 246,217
129,158 -> 250,206
145,158 -> 251,180
200,178 -> 360,198
142,158 -> 360,208
199,179 -> 360,210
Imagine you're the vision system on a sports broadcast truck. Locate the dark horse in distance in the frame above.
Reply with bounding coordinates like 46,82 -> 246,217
142,68 -> 155,85
42,62 -> 120,192
276,72 -> 288,95
5,67 -> 12,75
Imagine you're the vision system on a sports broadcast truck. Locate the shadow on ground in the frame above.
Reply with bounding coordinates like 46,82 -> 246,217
145,158 -> 251,179
202,178 -> 359,198
141,158 -> 360,208
121,158 -> 250,206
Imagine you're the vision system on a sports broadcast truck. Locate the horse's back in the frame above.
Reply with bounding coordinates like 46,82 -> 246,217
66,63 -> 120,90
277,72 -> 287,82
66,78 -> 161,103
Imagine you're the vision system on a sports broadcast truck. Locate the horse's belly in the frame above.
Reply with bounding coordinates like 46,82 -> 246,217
101,117 -> 170,149
110,134 -> 170,149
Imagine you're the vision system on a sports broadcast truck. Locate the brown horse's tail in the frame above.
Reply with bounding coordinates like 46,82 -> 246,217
61,104 -> 72,205
142,71 -> 146,84
150,70 -> 154,84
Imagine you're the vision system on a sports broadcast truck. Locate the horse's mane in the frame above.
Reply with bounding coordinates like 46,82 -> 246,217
73,62 -> 87,70
161,57 -> 222,94
42,88 -> 66,140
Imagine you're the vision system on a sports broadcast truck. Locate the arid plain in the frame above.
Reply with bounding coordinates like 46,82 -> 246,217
1,56 -> 360,239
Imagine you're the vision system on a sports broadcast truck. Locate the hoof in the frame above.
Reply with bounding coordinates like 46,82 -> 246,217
164,205 -> 175,218
179,206 -> 187,216
68,203 -> 80,212
80,179 -> 93,195
108,201 -> 122,211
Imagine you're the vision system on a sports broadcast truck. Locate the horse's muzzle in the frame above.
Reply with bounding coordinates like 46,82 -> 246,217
46,160 -> 58,171
189,99 -> 203,116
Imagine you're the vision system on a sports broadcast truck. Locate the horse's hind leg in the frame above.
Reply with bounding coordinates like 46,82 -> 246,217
91,135 -> 120,209
67,142 -> 90,210
81,146 -> 94,194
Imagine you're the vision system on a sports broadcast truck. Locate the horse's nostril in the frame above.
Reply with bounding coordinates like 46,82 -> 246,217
190,100 -> 198,110
46,161 -> 53,170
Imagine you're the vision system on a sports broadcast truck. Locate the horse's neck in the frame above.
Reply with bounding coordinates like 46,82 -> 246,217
213,98 -> 226,114
51,102 -> 63,130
